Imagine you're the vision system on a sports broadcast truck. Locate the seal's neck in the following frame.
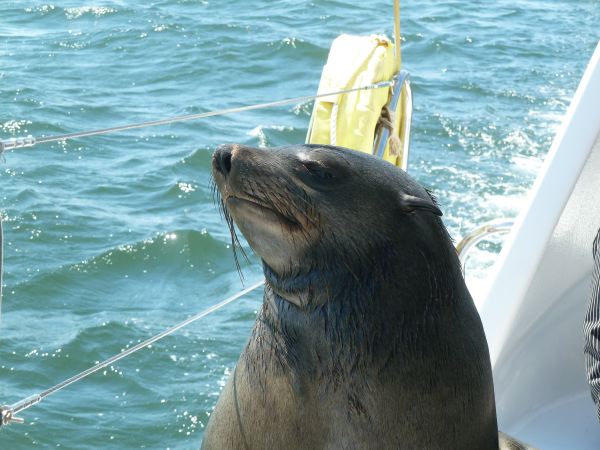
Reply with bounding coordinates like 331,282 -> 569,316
262,235 -> 464,313
262,261 -> 347,308
249,241 -> 467,384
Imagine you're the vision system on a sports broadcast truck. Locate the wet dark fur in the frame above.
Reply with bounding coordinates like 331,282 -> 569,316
203,144 -> 503,449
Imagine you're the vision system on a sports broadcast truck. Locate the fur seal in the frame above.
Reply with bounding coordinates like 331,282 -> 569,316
202,144 -> 533,450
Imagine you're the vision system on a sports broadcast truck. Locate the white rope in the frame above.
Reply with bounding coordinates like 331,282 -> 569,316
330,104 -> 339,146
0,81 -> 394,153
1,279 -> 265,426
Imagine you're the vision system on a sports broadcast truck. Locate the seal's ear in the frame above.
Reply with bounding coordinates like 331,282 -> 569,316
399,194 -> 443,216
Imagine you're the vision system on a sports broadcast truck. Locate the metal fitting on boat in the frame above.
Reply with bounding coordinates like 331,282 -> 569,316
456,219 -> 514,270
0,135 -> 36,154
0,406 -> 24,427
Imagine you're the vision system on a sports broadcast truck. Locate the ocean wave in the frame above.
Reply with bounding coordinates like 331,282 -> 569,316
64,6 -> 118,20
6,229 -> 239,309
1,119 -> 33,135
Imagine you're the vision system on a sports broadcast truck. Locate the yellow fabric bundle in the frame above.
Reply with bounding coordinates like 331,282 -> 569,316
307,34 -> 407,167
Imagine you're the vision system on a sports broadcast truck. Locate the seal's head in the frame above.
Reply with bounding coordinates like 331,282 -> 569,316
212,144 -> 448,307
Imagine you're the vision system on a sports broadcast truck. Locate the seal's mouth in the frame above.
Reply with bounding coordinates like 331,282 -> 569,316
225,194 -> 301,230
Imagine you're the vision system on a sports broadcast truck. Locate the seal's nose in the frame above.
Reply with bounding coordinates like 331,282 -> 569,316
213,145 -> 233,176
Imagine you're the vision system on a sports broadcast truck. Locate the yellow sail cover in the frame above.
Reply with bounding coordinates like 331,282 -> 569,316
307,34 -> 407,167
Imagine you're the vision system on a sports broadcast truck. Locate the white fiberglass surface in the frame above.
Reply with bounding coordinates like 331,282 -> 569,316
478,42 -> 600,448
494,276 -> 600,449
492,112 -> 600,449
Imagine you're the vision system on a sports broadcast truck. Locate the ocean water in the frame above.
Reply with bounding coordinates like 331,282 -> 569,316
0,0 -> 598,448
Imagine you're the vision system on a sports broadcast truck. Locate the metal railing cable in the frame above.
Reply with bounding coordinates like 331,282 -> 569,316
0,216 -> 3,327
0,80 -> 394,153
0,279 -> 265,427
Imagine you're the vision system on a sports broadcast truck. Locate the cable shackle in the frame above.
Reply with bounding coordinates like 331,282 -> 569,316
1,406 -> 24,427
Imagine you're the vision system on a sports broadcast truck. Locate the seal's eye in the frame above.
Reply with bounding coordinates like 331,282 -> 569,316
302,160 -> 334,180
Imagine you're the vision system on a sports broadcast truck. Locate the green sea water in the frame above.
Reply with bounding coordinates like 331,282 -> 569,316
1,1 -> 599,448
